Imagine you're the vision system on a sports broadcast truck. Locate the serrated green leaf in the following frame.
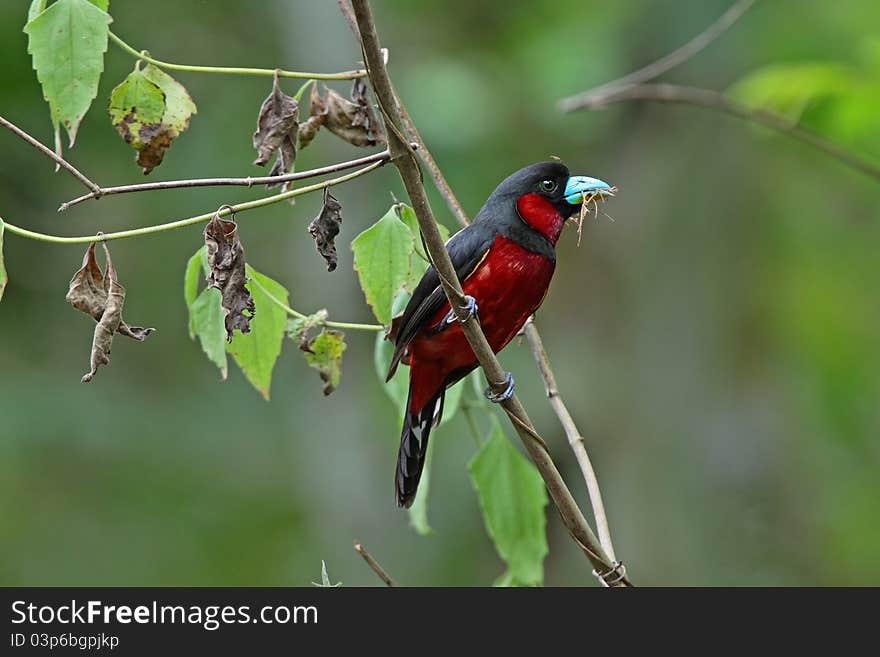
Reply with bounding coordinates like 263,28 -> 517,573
190,288 -> 228,379
226,267 -> 288,400
183,247 -> 204,339
469,416 -> 548,586
0,218 -> 8,303
24,0 -> 112,150
108,67 -> 165,150
352,206 -> 417,326
301,329 -> 346,395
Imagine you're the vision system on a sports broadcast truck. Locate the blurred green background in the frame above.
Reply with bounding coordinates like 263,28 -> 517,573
1,0 -> 878,586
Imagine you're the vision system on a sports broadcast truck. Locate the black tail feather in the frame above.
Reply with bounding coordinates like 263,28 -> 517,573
395,386 -> 444,508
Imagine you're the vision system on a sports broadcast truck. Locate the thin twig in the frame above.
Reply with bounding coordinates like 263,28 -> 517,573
392,77 -> 620,562
350,0 -> 630,586
572,83 -> 880,183
353,540 -> 395,587
109,31 -> 366,81
394,94 -> 469,229
249,275 -> 382,333
3,161 -> 385,245
0,115 -> 101,194
523,319 -> 616,561
58,149 -> 395,211
558,0 -> 756,113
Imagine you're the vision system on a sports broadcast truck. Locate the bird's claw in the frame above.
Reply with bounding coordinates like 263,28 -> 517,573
592,560 -> 627,587
484,372 -> 515,403
443,295 -> 478,326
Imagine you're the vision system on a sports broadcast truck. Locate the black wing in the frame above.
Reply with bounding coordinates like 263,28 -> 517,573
385,224 -> 495,381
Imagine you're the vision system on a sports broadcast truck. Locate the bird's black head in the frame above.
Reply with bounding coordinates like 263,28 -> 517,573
476,161 -> 613,245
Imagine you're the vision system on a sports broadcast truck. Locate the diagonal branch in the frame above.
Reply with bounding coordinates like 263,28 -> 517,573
390,83 -> 620,561
523,319 -> 616,561
350,0 -> 630,586
570,83 -> 880,183
558,0 -> 756,113
0,115 -> 101,195
354,540 -> 395,587
58,149 -> 394,211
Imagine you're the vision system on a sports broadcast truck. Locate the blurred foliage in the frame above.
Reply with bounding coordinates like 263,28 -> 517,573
1,0 -> 878,586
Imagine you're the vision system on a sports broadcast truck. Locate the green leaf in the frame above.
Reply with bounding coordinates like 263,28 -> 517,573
24,0 -> 112,150
728,62 -> 880,149
301,329 -> 347,395
183,247 -> 205,339
226,266 -> 288,400
0,218 -> 8,303
469,416 -> 549,586
108,66 -> 166,150
190,288 -> 228,379
352,206 -> 417,326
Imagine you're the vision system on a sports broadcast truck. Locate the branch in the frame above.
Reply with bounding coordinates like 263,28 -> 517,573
570,83 -> 880,183
558,0 -> 755,113
0,115 -> 101,194
353,540 -> 395,587
58,149 -> 394,211
350,0 -> 630,587
2,161 -> 385,245
109,31 -> 366,81
391,81 -> 620,561
523,319 -> 616,561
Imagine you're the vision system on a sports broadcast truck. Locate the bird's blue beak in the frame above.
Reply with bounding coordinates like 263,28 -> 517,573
564,176 -> 614,204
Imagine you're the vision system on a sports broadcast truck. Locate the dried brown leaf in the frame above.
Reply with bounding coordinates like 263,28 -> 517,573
253,72 -> 299,177
204,210 -> 254,340
297,83 -> 327,149
308,188 -> 343,272
320,80 -> 385,147
66,242 -> 155,383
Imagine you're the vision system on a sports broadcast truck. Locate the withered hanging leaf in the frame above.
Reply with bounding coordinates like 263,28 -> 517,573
297,82 -> 326,149
299,329 -> 347,396
308,188 -> 343,272
66,242 -> 155,383
204,209 -> 254,340
320,80 -> 385,147
253,72 -> 298,187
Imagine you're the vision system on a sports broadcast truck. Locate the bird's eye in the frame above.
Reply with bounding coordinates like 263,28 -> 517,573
539,179 -> 558,193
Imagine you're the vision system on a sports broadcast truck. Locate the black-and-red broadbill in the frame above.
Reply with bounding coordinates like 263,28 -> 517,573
386,161 -> 613,508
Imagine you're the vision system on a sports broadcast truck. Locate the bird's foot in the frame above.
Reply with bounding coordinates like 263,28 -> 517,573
592,560 -> 627,587
442,295 -> 478,326
484,372 -> 515,403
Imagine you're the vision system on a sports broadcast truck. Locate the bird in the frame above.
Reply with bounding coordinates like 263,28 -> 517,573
386,161 -> 614,508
